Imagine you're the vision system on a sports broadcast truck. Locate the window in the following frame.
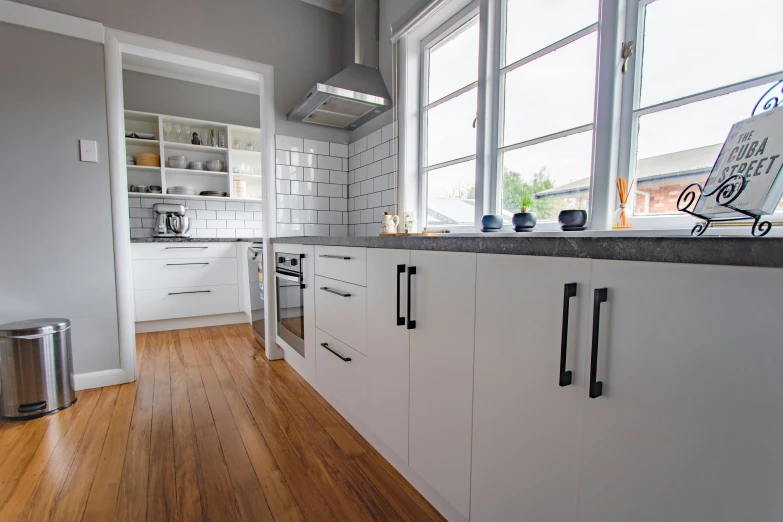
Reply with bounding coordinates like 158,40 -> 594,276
420,11 -> 479,228
499,0 -> 600,225
627,0 -> 783,217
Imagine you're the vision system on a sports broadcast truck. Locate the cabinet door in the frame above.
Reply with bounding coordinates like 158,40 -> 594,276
367,248 -> 411,462
409,250 -> 476,520
578,260 -> 783,522
471,254 -> 591,522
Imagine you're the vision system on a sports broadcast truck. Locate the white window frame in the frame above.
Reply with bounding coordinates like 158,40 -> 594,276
620,0 -> 783,230
418,1 -> 480,231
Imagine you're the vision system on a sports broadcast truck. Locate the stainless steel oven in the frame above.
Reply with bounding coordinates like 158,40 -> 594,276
275,253 -> 305,357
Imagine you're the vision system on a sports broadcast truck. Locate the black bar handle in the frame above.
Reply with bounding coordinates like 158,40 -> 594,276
589,288 -> 608,398
168,290 -> 212,296
18,401 -> 47,413
396,264 -> 406,326
321,342 -> 351,362
166,262 -> 210,266
407,266 -> 416,330
559,283 -> 577,387
320,287 -> 351,297
319,255 -> 352,260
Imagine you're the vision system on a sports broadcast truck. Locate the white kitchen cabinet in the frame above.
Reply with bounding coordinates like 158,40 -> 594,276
314,275 -> 367,354
408,250 -> 477,521
314,246 -> 367,286
133,257 -> 238,289
367,248 -> 411,464
471,254 -> 592,522
315,328 -> 369,426
577,260 -> 783,522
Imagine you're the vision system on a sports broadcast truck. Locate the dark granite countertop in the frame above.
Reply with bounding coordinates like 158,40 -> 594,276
272,234 -> 783,269
131,237 -> 262,243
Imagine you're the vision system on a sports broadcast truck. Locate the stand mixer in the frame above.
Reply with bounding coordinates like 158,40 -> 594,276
152,203 -> 191,237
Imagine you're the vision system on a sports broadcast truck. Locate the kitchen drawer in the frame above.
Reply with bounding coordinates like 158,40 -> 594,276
132,242 -> 237,260
135,285 -> 240,322
314,246 -> 366,286
133,257 -> 237,290
316,329 -> 368,426
315,275 -> 366,355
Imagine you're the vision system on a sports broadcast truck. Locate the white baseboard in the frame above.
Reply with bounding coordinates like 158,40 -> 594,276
73,368 -> 131,391
135,312 -> 249,333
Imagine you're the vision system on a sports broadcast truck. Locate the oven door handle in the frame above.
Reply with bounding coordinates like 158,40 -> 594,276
275,272 -> 300,283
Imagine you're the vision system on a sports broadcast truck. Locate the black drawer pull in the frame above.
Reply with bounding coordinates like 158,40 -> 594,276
168,290 -> 212,296
406,266 -> 416,330
589,288 -> 608,398
321,342 -> 351,362
319,255 -> 352,260
18,401 -> 47,413
166,262 -> 209,266
559,283 -> 577,387
396,264 -> 405,326
320,287 -> 351,297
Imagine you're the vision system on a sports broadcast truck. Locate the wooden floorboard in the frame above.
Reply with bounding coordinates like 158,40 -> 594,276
0,324 -> 445,522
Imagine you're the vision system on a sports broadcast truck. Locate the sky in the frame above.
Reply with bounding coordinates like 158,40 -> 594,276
423,0 -> 783,221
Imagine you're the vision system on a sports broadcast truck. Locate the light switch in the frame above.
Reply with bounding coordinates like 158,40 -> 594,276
79,140 -> 98,163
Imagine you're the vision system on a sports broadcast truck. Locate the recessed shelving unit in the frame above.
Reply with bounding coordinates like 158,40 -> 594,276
123,110 -> 263,201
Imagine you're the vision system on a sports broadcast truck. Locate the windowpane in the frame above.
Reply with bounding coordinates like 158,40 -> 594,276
428,17 -> 479,104
633,83 -> 773,215
501,131 -> 593,222
504,0 -> 598,66
502,33 -> 597,146
639,0 -> 783,108
426,88 -> 477,166
426,160 -> 476,227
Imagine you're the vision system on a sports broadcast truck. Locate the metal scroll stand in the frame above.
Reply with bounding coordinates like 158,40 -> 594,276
676,79 -> 783,237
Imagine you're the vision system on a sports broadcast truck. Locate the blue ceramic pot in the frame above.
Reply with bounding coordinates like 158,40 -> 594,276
481,214 -> 503,232
512,212 -> 537,231
558,210 -> 587,229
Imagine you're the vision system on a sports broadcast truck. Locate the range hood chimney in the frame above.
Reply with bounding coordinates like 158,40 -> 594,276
287,0 -> 392,129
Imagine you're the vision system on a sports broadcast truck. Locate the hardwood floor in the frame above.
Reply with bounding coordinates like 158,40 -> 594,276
0,324 -> 444,521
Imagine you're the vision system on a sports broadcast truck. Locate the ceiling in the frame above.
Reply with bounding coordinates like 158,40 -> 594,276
299,0 -> 342,14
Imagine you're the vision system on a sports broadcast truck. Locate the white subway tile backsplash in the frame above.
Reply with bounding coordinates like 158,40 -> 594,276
382,123 -> 394,143
303,168 -> 330,183
360,208 -> 374,223
207,220 -> 227,229
317,155 -> 343,170
191,219 -> 206,229
226,201 -> 245,211
185,209 -> 197,218
236,229 -> 255,238
382,156 -> 395,174
291,209 -> 318,224
216,211 -> 235,219
348,198 -> 355,211
367,161 -> 382,178
245,220 -> 264,228
343,186 -> 348,198
305,224 -> 329,236
374,141 -> 390,161
277,194 -> 303,209
290,181 -> 317,196
360,150 -> 374,167
368,191 -> 382,208
141,197 -> 163,209
254,212 -> 265,220
130,208 -> 153,219
360,179 -> 374,195
276,165 -> 303,180
374,206 -> 388,222
348,155 -> 361,171
374,174 -> 389,192
196,209 -> 216,220
382,189 -> 396,206
142,218 -> 157,228
330,170 -> 348,184
348,142 -> 355,157
354,136 -> 367,154
277,223 -> 304,237
216,229 -> 236,238
330,143 -> 348,158
275,150 -> 290,165
227,220 -> 244,229
330,225 -> 348,236
318,183 -> 343,198
291,152 -> 316,168
304,139 -> 329,155
206,200 -> 226,211
129,218 -> 142,228
276,135 -> 303,152
276,179 -> 291,194
349,210 -> 360,224
318,211 -> 343,225
356,194 -> 367,209
355,165 -> 368,182
277,209 -> 291,223
343,158 -> 349,171
330,198 -> 347,211
186,199 -> 206,210
303,196 -> 330,210
131,228 -> 153,238
128,197 -> 141,208
236,210 -> 253,220
244,202 -> 263,211
197,229 -> 217,238
367,129 -> 383,149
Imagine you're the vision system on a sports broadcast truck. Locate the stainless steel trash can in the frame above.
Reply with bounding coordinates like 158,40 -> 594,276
0,318 -> 77,420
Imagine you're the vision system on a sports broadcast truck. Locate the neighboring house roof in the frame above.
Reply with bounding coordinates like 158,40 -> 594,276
535,144 -> 722,199
427,198 -> 514,225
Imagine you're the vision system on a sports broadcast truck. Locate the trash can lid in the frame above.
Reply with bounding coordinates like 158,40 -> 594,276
0,318 -> 71,339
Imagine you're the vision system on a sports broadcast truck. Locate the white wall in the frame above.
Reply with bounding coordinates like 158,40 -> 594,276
0,23 -> 120,374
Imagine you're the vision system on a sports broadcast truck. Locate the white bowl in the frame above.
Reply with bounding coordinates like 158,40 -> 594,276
205,160 -> 225,172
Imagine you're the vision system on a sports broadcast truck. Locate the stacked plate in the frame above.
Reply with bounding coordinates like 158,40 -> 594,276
167,186 -> 198,196
200,190 -> 228,197
135,153 -> 160,167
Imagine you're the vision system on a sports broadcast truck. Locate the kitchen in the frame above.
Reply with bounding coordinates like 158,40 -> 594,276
1,0 -> 783,521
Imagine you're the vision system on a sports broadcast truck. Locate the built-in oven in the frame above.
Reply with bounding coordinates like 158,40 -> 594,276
246,243 -> 265,346
275,253 -> 305,357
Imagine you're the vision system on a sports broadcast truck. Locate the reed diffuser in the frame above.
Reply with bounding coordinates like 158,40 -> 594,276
613,177 -> 634,229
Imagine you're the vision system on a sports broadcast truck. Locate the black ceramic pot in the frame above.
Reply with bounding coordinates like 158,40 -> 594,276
558,209 -> 587,229
481,214 -> 503,232
512,212 -> 537,231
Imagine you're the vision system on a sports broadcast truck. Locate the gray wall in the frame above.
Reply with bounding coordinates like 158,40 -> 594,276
123,70 -> 260,128
15,0 -> 350,143
0,23 -> 120,374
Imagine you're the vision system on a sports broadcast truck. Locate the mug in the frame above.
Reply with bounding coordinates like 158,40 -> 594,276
149,185 -> 162,194
129,184 -> 149,193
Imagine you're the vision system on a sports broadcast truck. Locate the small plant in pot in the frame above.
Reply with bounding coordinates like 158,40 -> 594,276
512,192 -> 537,231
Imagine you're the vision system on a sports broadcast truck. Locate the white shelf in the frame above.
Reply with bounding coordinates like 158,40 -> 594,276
125,138 -> 159,146
127,165 -> 161,172
131,193 -> 262,203
230,148 -> 261,157
165,167 -> 228,177
163,141 -> 227,153
232,172 -> 262,178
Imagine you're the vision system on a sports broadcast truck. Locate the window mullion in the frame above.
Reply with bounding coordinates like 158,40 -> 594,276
474,0 -> 503,227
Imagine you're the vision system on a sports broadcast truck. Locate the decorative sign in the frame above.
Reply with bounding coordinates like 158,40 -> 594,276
695,106 -> 783,218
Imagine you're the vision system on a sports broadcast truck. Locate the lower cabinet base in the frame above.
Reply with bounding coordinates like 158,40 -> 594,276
135,311 -> 249,333
285,352 -> 466,522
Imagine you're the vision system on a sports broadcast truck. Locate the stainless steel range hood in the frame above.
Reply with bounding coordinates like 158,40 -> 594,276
287,0 -> 392,129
